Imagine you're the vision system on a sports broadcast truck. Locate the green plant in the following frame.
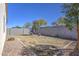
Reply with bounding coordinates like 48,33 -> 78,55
32,19 -> 47,35
60,3 -> 79,52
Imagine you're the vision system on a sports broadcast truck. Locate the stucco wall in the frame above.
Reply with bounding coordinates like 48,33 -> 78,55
0,4 -> 6,55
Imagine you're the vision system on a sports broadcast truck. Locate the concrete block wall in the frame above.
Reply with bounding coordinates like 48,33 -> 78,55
7,26 -> 77,39
7,28 -> 30,36
40,26 -> 77,39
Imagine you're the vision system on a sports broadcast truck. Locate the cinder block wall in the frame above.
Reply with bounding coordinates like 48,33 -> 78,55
7,26 -> 77,39
7,28 -> 30,36
39,26 -> 77,39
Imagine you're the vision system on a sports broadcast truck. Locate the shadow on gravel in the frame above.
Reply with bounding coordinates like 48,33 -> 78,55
21,45 -> 64,56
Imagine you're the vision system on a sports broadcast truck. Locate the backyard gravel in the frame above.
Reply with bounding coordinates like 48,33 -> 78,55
2,35 -> 76,56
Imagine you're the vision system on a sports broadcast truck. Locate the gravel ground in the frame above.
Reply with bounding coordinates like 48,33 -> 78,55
2,35 -> 76,56
2,39 -> 23,56
16,35 -> 72,48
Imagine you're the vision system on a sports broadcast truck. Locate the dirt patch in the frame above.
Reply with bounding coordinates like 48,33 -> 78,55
2,39 -> 23,56
2,35 -> 76,56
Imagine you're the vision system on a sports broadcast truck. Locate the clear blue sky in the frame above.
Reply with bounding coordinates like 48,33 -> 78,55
7,3 -> 63,28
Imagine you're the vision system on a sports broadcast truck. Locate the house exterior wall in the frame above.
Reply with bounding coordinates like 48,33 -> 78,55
0,4 -> 6,55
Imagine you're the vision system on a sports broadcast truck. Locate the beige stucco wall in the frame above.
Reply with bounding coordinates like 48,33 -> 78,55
0,4 -> 6,56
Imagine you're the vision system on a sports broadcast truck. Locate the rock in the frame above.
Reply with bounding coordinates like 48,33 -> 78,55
21,45 -> 64,56
69,51 -> 79,56
21,47 -> 36,56
7,37 -> 15,41
31,45 -> 63,56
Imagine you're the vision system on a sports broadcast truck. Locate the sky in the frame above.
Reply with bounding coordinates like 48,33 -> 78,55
7,3 -> 64,28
